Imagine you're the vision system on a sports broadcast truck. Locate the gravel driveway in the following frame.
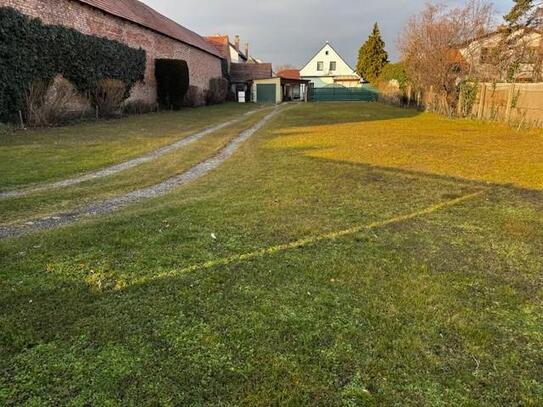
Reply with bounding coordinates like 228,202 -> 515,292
0,109 -> 262,200
0,106 -> 282,240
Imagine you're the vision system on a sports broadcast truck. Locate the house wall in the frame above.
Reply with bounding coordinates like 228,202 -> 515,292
334,79 -> 361,88
1,0 -> 223,103
230,45 -> 243,63
304,77 -> 333,88
460,31 -> 542,82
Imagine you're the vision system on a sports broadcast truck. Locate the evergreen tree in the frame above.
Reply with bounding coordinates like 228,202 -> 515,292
356,23 -> 389,83
505,0 -> 542,29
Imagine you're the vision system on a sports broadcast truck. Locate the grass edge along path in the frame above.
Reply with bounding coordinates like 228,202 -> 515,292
0,108 -> 264,200
0,107 -> 274,225
138,190 -> 486,283
0,106 -> 284,240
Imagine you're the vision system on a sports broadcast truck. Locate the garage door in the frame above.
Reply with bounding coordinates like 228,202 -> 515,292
257,84 -> 277,103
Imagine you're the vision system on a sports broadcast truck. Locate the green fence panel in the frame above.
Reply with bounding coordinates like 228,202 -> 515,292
309,85 -> 378,102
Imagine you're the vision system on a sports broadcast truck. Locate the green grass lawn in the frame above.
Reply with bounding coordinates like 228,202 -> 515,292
0,103 -> 257,190
1,102 -> 542,405
0,107 -> 275,225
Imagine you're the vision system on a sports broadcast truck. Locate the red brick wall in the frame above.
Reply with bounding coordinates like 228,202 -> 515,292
1,0 -> 223,103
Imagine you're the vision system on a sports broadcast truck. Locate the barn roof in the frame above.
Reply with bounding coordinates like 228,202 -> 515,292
230,63 -> 273,83
76,0 -> 222,58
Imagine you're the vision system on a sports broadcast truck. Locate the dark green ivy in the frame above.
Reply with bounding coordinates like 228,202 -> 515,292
0,7 -> 146,122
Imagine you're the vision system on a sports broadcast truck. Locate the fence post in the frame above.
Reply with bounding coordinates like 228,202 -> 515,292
505,84 -> 515,123
477,83 -> 487,119
457,89 -> 464,117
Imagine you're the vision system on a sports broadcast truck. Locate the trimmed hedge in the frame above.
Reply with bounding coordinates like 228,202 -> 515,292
155,59 -> 189,110
378,63 -> 409,90
0,7 -> 146,122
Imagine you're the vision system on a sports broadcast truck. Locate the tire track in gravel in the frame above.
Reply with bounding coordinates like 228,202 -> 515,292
0,106 -> 283,240
0,108 -> 264,200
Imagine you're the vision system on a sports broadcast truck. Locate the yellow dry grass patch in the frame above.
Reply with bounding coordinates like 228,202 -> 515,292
268,108 -> 543,190
135,190 -> 484,284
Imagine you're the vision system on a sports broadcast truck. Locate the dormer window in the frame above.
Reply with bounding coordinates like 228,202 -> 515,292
317,61 -> 324,71
330,61 -> 337,71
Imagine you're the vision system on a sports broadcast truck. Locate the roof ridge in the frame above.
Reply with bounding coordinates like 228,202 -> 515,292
76,0 -> 221,58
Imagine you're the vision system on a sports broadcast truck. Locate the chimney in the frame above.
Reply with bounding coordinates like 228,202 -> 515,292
245,43 -> 249,60
234,35 -> 240,52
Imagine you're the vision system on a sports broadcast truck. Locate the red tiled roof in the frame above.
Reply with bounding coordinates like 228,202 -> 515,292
277,69 -> 300,80
76,0 -> 222,58
205,35 -> 230,60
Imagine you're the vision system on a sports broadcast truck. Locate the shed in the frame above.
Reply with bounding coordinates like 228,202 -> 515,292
252,76 -> 310,104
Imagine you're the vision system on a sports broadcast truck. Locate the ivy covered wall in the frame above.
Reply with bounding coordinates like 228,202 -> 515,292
0,7 -> 146,122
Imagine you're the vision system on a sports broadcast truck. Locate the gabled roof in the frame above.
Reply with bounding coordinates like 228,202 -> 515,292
300,41 -> 358,75
230,63 -> 273,83
76,0 -> 222,58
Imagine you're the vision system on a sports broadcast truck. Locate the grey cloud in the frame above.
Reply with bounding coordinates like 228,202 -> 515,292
141,0 -> 514,67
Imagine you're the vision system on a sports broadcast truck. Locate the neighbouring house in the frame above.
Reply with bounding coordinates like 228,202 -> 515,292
300,42 -> 361,88
205,34 -> 251,69
206,34 -> 273,101
2,0 -> 223,104
459,28 -> 543,82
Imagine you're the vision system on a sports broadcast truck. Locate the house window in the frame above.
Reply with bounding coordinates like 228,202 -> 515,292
480,47 -> 494,64
317,61 -> 324,71
325,50 -> 329,55
330,61 -> 337,71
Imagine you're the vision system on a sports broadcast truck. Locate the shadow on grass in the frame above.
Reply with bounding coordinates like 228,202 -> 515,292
304,155 -> 543,202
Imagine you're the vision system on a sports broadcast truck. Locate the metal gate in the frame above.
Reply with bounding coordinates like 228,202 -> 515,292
309,86 -> 378,102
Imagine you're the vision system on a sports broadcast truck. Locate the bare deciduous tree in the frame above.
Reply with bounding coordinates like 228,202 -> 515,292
399,1 -> 494,113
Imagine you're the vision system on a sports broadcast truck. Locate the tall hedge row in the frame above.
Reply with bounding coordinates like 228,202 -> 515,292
0,7 -> 146,122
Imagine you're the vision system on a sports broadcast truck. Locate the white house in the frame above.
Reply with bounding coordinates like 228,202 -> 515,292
300,42 -> 361,88
458,29 -> 542,82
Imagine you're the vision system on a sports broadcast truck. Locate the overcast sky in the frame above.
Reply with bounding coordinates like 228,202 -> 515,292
140,0 -> 513,68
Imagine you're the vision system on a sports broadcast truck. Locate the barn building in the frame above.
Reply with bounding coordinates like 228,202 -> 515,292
1,0 -> 223,103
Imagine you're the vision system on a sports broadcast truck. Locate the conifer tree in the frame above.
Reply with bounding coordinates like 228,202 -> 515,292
505,0 -> 542,29
356,23 -> 389,83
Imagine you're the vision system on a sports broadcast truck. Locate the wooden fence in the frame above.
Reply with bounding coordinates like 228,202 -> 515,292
464,83 -> 543,128
381,81 -> 543,128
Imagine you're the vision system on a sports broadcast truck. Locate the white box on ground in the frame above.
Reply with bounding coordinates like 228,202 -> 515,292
238,92 -> 246,103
